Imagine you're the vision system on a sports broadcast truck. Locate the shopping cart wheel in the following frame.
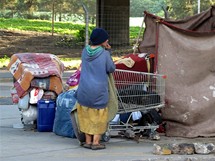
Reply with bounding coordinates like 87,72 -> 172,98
149,130 -> 160,140
141,129 -> 151,136
102,132 -> 110,142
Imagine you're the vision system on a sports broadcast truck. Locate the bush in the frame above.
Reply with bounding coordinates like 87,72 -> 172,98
0,11 -> 14,18
24,14 -> 40,19
39,14 -> 51,20
75,27 -> 86,42
74,26 -> 94,43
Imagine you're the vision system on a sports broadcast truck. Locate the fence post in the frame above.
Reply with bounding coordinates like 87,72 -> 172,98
81,2 -> 89,46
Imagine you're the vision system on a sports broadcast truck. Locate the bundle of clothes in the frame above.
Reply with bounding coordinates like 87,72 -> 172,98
7,53 -> 64,126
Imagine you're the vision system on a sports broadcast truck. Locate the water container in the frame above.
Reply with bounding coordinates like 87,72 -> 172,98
37,100 -> 56,132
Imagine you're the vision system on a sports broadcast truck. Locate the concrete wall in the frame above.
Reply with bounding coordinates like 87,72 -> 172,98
96,0 -> 130,46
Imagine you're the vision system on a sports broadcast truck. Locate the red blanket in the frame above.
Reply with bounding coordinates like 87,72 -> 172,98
7,53 -> 64,98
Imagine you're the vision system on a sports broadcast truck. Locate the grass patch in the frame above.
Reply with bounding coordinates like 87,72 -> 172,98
0,18 -> 90,35
130,26 -> 144,39
0,55 -> 10,69
0,18 -> 143,39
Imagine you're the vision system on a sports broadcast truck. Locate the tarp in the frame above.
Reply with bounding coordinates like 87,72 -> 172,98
138,6 -> 215,137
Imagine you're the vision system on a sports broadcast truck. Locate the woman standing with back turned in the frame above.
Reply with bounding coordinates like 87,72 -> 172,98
75,28 -> 116,150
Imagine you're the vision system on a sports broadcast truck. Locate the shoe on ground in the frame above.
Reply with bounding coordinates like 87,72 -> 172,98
82,143 -> 92,149
91,144 -> 106,150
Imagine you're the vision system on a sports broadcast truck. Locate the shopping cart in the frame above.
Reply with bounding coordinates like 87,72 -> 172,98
103,69 -> 166,142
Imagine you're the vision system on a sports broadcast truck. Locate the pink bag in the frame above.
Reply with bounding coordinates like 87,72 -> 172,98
66,66 -> 81,87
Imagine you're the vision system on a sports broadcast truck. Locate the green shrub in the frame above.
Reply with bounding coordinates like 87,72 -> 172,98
0,55 -> 10,68
39,14 -> 51,20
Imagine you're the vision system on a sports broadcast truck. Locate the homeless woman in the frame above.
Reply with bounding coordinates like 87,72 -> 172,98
75,28 -> 116,150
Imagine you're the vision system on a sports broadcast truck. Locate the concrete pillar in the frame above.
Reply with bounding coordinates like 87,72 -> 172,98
96,0 -> 130,46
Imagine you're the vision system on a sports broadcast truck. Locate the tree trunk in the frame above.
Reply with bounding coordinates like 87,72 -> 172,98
59,4 -> 62,21
162,6 -> 170,19
51,0 -> 55,36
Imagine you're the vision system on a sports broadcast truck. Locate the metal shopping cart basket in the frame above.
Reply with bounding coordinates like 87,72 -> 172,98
103,69 -> 166,142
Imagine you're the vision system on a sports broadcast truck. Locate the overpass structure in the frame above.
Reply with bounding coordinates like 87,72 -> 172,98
96,0 -> 130,46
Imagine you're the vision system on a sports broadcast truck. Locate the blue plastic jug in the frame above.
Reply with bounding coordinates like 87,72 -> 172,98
37,100 -> 56,132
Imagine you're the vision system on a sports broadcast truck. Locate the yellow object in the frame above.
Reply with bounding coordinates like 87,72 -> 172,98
76,103 -> 108,135
162,148 -> 172,155
69,85 -> 78,90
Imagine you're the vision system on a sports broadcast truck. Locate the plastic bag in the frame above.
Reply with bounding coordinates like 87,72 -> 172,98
29,88 -> 44,104
66,65 -> 81,87
110,114 -> 120,124
132,111 -> 142,121
53,90 -> 77,138
66,69 -> 80,86
10,87 -> 19,104
21,105 -> 37,124
18,93 -> 29,110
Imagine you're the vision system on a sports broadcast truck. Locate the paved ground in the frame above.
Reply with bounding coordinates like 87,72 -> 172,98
1,70 -> 215,161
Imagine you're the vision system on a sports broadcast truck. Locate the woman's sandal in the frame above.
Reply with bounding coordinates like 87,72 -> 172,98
82,143 -> 92,149
91,144 -> 106,150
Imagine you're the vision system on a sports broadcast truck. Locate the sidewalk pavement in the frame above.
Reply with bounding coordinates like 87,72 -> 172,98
1,70 -> 215,161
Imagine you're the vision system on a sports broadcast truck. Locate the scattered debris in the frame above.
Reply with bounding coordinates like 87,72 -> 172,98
193,143 -> 215,154
153,143 -> 215,155
153,144 -> 171,155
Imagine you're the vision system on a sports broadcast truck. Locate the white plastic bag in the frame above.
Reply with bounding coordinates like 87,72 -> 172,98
132,111 -> 142,121
29,88 -> 44,104
18,93 -> 30,110
21,105 -> 37,124
110,114 -> 120,124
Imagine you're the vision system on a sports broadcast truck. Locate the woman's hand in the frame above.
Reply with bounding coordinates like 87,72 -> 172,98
105,43 -> 111,49
102,40 -> 111,49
